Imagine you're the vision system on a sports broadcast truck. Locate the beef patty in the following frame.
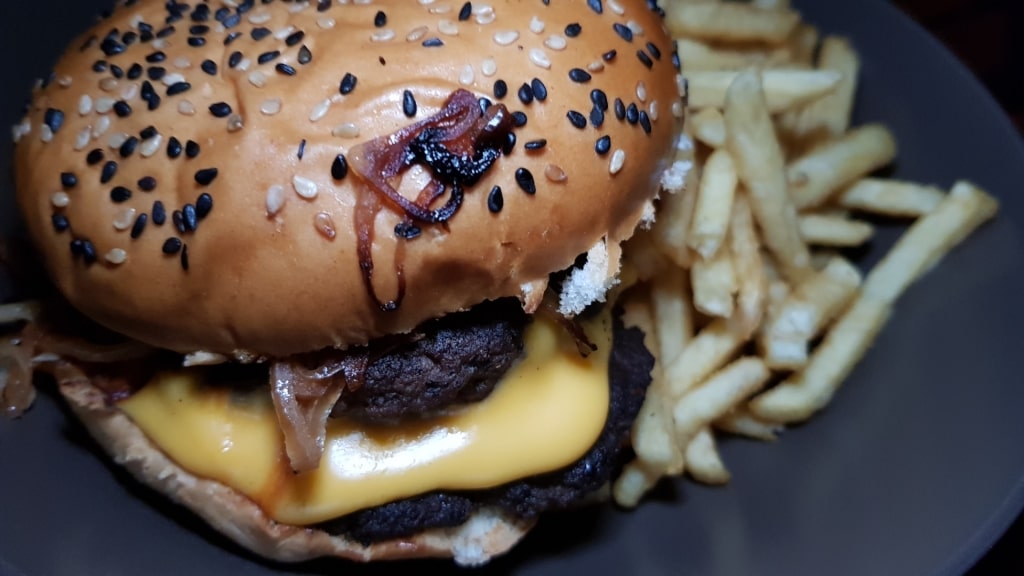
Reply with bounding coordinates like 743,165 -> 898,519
319,312 -> 653,544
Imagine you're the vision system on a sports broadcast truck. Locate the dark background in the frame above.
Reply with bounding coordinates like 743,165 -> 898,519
892,0 -> 1024,573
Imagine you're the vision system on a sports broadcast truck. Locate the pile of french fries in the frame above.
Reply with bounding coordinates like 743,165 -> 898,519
613,0 -> 1000,505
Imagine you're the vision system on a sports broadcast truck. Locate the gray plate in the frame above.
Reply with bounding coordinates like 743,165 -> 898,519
2,1 -> 1024,575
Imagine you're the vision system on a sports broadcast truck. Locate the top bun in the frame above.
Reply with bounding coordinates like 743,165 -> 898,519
14,0 -> 685,357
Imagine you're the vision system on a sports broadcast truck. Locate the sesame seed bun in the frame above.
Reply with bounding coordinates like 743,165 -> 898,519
14,0 -> 684,358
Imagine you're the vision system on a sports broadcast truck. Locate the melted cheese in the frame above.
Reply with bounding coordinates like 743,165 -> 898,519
120,314 -> 612,525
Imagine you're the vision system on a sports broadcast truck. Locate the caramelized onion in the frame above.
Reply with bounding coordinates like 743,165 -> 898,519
270,361 -> 347,474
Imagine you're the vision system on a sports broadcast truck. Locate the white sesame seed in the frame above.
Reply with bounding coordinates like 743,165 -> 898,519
676,74 -> 687,98
459,64 -> 475,86
317,16 -> 336,29
314,212 -> 336,239
310,99 -> 331,122
105,249 -> 128,265
260,98 -> 282,115
493,30 -> 519,46
130,14 -> 144,28
92,115 -> 111,138
11,119 -> 30,143
429,5 -> 451,13
636,81 -> 648,102
58,75 -> 73,88
227,114 -> 244,132
544,164 -> 567,183
121,83 -> 138,101
406,26 -> 428,42
266,185 -> 286,215
627,20 -> 644,36
293,175 -> 318,199
287,2 -> 306,13
608,0 -> 625,15
237,58 -> 251,72
153,38 -> 167,50
95,97 -> 115,114
672,100 -> 684,118
529,48 -> 551,69
108,132 -> 127,149
99,78 -> 119,92
475,11 -> 495,24
417,0 -> 435,5
78,95 -> 93,116
50,191 -> 70,208
529,16 -> 545,34
248,71 -> 267,88
162,73 -> 185,86
332,123 -> 360,138
178,100 -> 196,116
140,134 -> 163,157
200,82 -> 214,98
587,60 -> 605,72
610,149 -> 626,175
649,100 -> 659,121
481,58 -> 497,77
113,208 -> 136,231
74,128 -> 91,151
371,28 -> 395,42
275,25 -> 297,40
174,56 -> 191,69
248,11 -> 271,24
544,34 -> 566,51
473,4 -> 493,14
438,20 -> 459,36
353,0 -> 372,4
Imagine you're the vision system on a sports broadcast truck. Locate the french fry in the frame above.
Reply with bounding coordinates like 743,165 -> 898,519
688,69 -> 843,113
613,460 -> 662,509
664,318 -> 747,401
787,124 -> 898,209
651,182 -> 699,269
684,428 -> 731,485
652,266 -> 695,366
691,243 -> 737,318
786,23 -> 820,68
798,214 -> 875,247
715,406 -> 783,441
728,195 -> 767,338
836,178 -> 946,217
666,2 -> 800,45
789,36 -> 861,144
674,38 -> 794,72
623,228 -> 671,283
673,357 -> 771,443
688,149 -> 737,259
724,71 -> 812,282
690,107 -> 727,149
862,181 -> 999,304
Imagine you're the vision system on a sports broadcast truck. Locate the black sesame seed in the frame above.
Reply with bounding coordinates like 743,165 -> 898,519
201,59 -> 217,75
511,111 -> 527,127
458,2 -> 472,21
331,154 -> 348,180
646,41 -> 662,60
422,37 -> 443,47
590,90 -> 607,111
565,23 -> 582,37
196,193 -> 213,219
162,237 -> 183,254
44,108 -> 65,133
167,137 -> 182,159
524,139 -> 547,151
146,51 -> 166,63
276,63 -> 296,76
493,79 -> 508,100
166,81 -> 191,96
517,83 -> 534,105
92,60 -> 108,73
183,204 -> 198,232
639,110 -> 652,134
588,0 -> 603,14
487,186 -> 503,213
568,68 -> 592,83
595,135 -> 611,155
502,132 -> 517,155
613,23 -> 633,42
478,97 -> 493,113
298,45 -> 312,65
113,100 -> 132,118
189,24 -> 210,35
70,239 -> 85,258
317,0 -> 332,12
127,63 -> 143,79
515,168 -> 536,195
603,49 -> 617,62
101,37 -> 125,56
590,105 -> 605,128
152,201 -> 167,225
156,26 -> 175,39
531,78 -> 548,102
110,64 -> 124,79
402,90 -> 417,117
194,167 -> 218,186
339,72 -> 357,95
297,139 -> 307,160
228,51 -> 242,68
172,210 -> 186,234
101,161 -> 118,184
130,213 -> 148,239
251,27 -> 271,41
147,66 -> 166,80
626,102 -> 640,125
614,98 -> 626,120
110,186 -> 132,203
52,214 -> 70,233
60,172 -> 78,188
374,10 -> 387,27
209,102 -> 232,117
191,4 -> 210,21
81,240 -> 97,264
185,140 -> 200,158
223,13 -> 241,28
119,136 -> 139,158
636,49 -> 654,69
224,31 -> 242,45
258,50 -> 280,64
180,244 -> 190,271
87,149 -> 105,165
567,110 -> 587,129
138,176 -> 157,191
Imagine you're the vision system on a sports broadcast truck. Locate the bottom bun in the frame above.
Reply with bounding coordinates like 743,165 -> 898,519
59,379 -> 535,566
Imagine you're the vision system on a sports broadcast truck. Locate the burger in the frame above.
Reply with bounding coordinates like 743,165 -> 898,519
3,0 -> 688,566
